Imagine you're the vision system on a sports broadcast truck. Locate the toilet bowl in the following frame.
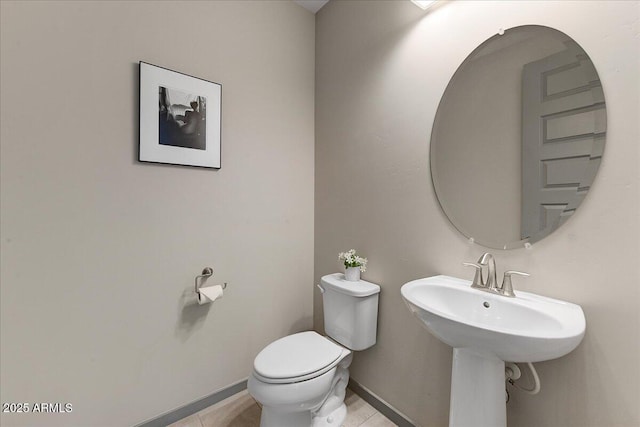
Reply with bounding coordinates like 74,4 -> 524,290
248,331 -> 353,427
248,274 -> 381,427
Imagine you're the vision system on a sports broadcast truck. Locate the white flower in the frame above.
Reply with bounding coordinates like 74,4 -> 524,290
338,249 -> 368,272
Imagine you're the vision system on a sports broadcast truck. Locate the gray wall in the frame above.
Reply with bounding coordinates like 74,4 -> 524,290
0,1 -> 314,426
315,1 -> 639,427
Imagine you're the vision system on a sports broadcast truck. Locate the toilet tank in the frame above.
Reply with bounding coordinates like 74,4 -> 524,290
320,273 -> 380,351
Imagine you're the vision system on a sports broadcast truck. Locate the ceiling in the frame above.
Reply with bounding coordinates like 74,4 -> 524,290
294,0 -> 330,14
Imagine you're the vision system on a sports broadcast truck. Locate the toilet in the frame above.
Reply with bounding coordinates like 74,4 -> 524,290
248,273 -> 380,427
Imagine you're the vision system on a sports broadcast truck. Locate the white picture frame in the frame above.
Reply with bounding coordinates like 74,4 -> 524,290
139,62 -> 221,169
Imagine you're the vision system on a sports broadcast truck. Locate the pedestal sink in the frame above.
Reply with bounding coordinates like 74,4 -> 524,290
401,275 -> 585,427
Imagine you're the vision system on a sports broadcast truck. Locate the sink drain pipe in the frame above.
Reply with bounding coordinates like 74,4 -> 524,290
506,362 -> 541,395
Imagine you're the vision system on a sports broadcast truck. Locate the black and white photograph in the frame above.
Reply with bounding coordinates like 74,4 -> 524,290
159,86 -> 206,150
139,62 -> 221,168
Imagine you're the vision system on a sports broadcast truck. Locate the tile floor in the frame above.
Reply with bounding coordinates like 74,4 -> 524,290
169,388 -> 397,427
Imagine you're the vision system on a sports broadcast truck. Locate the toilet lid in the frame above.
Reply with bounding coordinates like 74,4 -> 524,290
254,331 -> 344,380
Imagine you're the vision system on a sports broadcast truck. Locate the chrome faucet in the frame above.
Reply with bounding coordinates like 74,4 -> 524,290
479,253 -> 498,290
463,253 -> 529,297
462,253 -> 496,289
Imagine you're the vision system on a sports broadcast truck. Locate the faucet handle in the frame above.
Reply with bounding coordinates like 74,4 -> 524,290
463,262 -> 485,288
501,270 -> 529,297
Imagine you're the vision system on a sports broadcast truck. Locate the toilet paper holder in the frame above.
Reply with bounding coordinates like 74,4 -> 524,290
195,267 -> 228,295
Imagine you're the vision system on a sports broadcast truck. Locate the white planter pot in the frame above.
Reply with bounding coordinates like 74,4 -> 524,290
344,267 -> 361,282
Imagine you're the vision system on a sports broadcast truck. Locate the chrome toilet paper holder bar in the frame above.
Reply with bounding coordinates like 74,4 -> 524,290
195,267 -> 228,295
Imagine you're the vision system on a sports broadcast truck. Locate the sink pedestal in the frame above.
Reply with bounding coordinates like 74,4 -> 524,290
450,348 -> 506,427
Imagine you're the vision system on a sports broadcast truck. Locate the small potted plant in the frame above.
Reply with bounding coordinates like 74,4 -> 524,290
338,249 -> 367,282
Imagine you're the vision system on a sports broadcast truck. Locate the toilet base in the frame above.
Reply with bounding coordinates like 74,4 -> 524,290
259,399 -> 347,427
312,402 -> 347,427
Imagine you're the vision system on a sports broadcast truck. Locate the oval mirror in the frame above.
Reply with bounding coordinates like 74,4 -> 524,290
431,25 -> 606,249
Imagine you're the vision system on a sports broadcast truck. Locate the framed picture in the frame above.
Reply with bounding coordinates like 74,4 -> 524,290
139,61 -> 221,169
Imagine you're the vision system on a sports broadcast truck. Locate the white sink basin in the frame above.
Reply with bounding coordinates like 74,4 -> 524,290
401,275 -> 586,427
401,275 -> 585,362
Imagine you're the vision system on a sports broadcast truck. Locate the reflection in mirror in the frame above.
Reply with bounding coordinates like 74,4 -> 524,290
431,25 -> 606,249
